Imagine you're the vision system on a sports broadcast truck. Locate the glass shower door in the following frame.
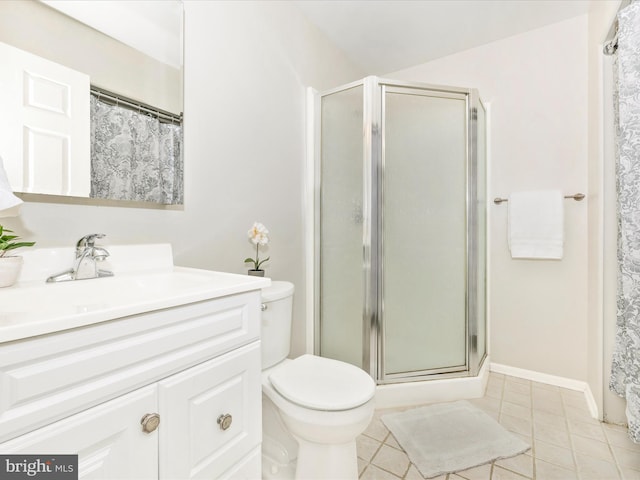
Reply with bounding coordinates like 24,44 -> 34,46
471,97 -> 487,373
318,84 -> 365,368
380,86 -> 468,379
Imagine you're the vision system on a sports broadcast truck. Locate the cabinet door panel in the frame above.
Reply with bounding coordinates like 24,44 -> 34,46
0,385 -> 158,480
158,342 -> 261,480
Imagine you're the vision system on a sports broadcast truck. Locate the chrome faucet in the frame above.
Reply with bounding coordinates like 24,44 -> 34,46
46,234 -> 114,283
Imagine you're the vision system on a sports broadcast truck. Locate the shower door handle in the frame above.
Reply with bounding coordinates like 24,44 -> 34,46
352,206 -> 363,224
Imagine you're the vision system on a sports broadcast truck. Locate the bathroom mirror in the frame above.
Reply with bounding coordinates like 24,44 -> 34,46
0,0 -> 183,205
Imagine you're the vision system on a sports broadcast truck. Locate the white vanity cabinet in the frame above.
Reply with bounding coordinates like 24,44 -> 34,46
0,289 -> 263,480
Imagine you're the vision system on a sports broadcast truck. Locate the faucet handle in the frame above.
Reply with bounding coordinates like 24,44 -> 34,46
76,233 -> 106,249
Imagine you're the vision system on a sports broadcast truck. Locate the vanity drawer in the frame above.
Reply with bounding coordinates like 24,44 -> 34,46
0,291 -> 260,443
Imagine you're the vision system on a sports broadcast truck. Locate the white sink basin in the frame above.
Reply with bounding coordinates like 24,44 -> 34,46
0,245 -> 270,343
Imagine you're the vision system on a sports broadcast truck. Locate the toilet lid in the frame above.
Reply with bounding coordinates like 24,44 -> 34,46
268,354 -> 376,411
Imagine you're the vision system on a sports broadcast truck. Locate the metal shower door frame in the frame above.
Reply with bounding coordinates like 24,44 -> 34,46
375,78 -> 475,384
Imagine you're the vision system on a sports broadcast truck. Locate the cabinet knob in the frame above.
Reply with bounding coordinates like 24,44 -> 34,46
141,413 -> 160,433
217,413 -> 233,431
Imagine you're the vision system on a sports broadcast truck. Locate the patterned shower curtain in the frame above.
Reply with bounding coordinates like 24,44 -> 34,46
610,0 -> 640,444
90,95 -> 184,204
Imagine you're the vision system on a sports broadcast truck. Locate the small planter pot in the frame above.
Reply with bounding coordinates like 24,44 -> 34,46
248,269 -> 265,277
0,255 -> 23,287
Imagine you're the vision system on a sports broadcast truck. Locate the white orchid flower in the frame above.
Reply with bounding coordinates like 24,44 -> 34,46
245,222 -> 270,271
248,222 -> 269,246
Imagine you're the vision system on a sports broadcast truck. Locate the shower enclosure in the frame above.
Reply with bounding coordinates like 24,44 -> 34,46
314,76 -> 487,384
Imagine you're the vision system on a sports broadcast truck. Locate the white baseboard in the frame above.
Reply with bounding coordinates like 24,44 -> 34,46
490,363 -> 600,420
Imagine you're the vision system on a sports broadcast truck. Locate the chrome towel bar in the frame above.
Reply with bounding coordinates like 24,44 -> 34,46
493,193 -> 585,205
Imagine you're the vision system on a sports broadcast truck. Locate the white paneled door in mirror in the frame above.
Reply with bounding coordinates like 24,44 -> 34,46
0,41 -> 90,197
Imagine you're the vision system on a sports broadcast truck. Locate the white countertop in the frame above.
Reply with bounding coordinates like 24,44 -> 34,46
0,244 -> 270,343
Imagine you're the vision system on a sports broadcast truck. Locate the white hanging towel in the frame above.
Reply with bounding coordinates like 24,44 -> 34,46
508,190 -> 564,259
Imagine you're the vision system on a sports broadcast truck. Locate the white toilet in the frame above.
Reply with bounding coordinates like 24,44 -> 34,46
261,281 -> 376,480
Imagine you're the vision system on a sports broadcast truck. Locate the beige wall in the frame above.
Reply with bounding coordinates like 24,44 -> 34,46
0,0 -> 182,113
589,1 -> 627,424
601,54 -> 627,425
3,1 -> 364,357
587,1 -> 619,417
390,16 -> 591,381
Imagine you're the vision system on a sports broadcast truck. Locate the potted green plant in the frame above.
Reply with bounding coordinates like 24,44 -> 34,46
244,222 -> 270,277
0,224 -> 35,287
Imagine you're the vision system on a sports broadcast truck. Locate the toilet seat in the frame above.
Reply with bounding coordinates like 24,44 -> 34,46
268,354 -> 376,411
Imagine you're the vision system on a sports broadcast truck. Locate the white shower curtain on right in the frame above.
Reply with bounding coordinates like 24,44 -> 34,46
610,0 -> 640,444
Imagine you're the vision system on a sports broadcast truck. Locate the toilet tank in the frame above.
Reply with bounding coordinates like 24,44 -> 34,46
261,281 -> 295,369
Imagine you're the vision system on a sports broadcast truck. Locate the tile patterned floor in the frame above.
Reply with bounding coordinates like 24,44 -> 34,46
357,373 -> 640,480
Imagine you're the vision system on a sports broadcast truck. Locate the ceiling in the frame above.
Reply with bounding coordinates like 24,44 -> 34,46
294,0 -> 593,74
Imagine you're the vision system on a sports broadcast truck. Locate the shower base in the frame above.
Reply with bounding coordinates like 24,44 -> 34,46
374,356 -> 490,409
